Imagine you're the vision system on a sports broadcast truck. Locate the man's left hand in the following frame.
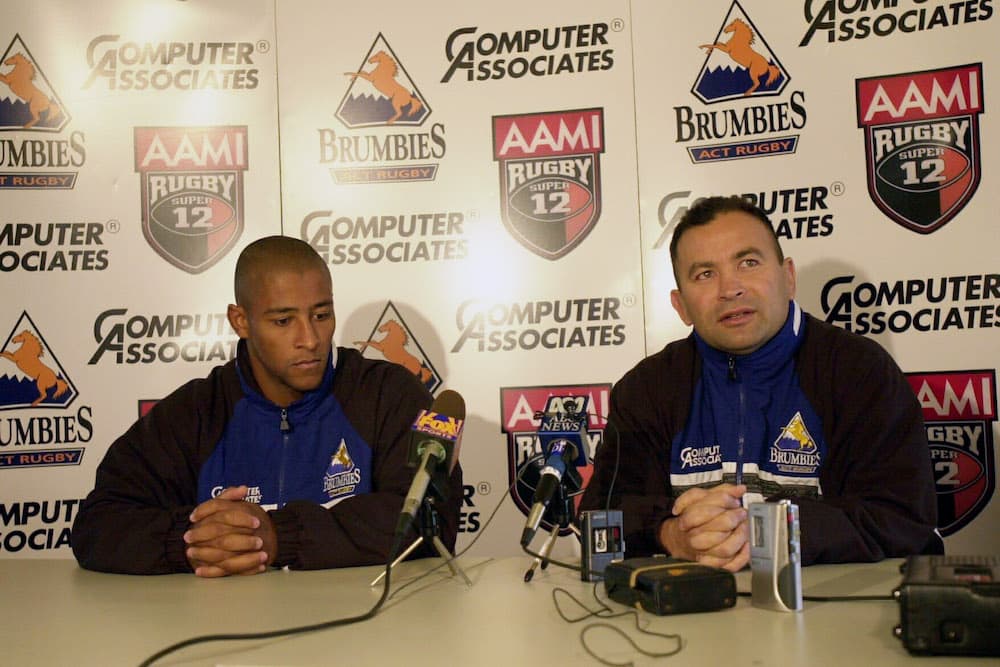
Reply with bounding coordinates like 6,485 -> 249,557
185,486 -> 278,578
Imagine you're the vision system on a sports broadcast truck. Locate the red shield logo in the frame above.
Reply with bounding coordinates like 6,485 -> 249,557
134,126 -> 248,273
856,64 -> 983,234
907,370 -> 997,536
493,109 -> 604,259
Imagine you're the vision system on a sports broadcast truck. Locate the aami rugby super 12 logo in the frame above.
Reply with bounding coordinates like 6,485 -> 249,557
134,126 -> 248,273
1,311 -> 91,470
907,369 -> 997,536
501,383 -> 609,537
353,301 -> 443,394
856,63 -> 983,233
0,33 -> 86,189
492,108 -> 604,259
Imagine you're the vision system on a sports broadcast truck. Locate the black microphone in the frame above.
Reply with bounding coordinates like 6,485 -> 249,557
520,401 -> 589,547
396,389 -> 465,537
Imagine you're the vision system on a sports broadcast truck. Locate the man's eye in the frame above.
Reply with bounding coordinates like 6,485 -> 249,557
741,258 -> 760,268
315,311 -> 332,321
274,318 -> 290,326
694,270 -> 713,281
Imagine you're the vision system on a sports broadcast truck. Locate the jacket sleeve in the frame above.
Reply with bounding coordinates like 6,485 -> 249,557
268,361 -> 463,570
788,324 -> 941,565
579,355 -> 680,558
71,376 -> 229,574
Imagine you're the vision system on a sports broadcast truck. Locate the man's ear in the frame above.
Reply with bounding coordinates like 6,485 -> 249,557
227,304 -> 249,339
784,257 -> 797,299
670,289 -> 694,326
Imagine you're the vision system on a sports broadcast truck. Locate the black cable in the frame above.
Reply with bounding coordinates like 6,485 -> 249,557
602,419 -> 621,513
735,590 -> 894,601
551,583 -> 683,666
137,535 -> 404,667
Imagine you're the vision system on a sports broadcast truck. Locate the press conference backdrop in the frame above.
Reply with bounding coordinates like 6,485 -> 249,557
1,0 -> 996,563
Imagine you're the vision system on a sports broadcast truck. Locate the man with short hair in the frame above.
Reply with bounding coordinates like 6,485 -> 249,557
73,236 -> 461,576
580,195 -> 940,570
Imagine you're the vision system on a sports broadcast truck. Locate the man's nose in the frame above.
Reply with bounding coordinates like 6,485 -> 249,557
718,271 -> 746,299
297,319 -> 320,349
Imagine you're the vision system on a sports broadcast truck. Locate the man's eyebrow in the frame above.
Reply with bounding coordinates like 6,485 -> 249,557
734,246 -> 766,259
685,259 -> 717,277
262,306 -> 297,316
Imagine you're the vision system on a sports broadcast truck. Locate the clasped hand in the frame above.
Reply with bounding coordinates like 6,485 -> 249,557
184,486 -> 277,578
659,483 -> 750,572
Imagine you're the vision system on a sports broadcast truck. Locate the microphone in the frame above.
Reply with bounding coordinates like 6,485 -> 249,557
520,399 -> 589,547
396,389 -> 465,537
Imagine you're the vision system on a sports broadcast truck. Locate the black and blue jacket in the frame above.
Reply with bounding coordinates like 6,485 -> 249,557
73,343 -> 462,574
672,302 -> 825,499
581,302 -> 940,565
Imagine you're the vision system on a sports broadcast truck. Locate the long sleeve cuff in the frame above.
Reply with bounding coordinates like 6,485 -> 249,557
268,507 -> 301,568
165,514 -> 194,572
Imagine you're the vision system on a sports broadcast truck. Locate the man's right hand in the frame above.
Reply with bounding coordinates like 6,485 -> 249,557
184,486 -> 276,578
658,483 -> 750,572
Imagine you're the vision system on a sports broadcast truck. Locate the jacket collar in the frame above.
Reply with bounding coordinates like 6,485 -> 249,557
234,339 -> 337,412
693,300 -> 804,381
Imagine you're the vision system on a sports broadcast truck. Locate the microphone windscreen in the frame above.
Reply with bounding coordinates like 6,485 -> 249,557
432,389 -> 466,421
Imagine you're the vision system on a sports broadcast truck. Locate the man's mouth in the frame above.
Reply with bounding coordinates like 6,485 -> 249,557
719,309 -> 754,324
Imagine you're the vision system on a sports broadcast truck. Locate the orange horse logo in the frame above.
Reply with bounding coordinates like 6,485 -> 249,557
700,18 -> 780,96
1,330 -> 69,406
344,50 -> 422,124
355,320 -> 433,385
0,52 -> 62,128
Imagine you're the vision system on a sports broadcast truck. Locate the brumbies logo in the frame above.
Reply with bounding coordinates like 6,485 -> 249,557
1,34 -> 84,190
337,34 -> 429,128
0,311 -> 77,411
354,301 -> 442,394
324,439 -> 362,501
907,370 -> 996,536
856,63 -> 983,234
501,384 -> 609,536
769,412 -> 821,475
492,108 -> 604,259
134,126 -> 247,273
693,1 -> 788,104
0,35 -> 66,131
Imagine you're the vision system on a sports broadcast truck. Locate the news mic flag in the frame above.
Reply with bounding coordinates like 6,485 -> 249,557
537,395 -> 589,467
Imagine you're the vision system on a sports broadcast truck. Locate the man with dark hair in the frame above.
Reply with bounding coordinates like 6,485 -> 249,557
580,196 -> 940,570
73,236 -> 462,576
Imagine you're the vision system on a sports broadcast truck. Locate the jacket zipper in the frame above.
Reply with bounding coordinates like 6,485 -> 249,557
729,356 -> 746,487
278,408 -> 291,507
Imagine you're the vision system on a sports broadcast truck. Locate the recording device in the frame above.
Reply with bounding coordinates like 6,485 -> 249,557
579,509 -> 624,581
604,557 -> 737,615
396,390 -> 465,537
749,499 -> 802,612
893,555 -> 1000,656
520,397 -> 588,546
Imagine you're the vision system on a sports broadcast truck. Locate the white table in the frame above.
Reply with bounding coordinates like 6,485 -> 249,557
1,556 -> 993,666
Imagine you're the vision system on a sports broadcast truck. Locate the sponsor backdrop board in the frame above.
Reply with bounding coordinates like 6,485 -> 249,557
276,0 -> 643,561
0,0 -> 280,558
1,0 -> 996,562
632,0 -> 998,556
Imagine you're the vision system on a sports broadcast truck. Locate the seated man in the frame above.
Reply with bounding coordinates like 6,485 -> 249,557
579,195 -> 940,570
72,236 -> 461,576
